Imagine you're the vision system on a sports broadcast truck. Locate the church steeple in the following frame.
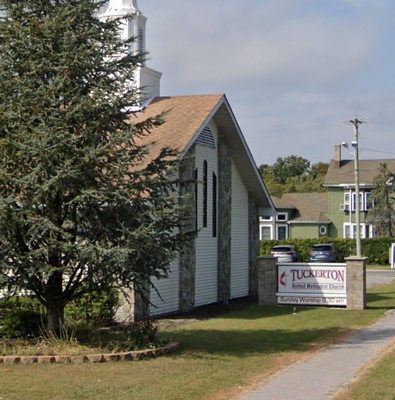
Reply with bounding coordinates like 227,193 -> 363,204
101,1 -> 162,100
107,0 -> 140,12
102,0 -> 146,58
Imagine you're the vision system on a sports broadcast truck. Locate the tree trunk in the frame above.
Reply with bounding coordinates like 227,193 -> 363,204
45,271 -> 65,336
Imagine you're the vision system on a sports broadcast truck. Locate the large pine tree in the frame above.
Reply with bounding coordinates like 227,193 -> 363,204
0,0 -> 189,333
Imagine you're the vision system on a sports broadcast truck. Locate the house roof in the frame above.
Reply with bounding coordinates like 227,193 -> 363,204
271,196 -> 296,209
324,159 -> 395,187
132,94 -> 273,208
274,192 -> 329,223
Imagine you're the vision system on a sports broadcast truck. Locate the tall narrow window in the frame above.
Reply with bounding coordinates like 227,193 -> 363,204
365,192 -> 373,210
351,192 -> 364,211
212,172 -> 217,237
203,161 -> 208,228
194,168 -> 198,231
277,226 -> 287,240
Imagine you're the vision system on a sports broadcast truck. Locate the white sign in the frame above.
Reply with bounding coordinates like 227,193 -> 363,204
277,263 -> 347,306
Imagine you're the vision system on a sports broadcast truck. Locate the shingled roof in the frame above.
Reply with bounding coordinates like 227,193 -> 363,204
324,159 -> 395,187
131,94 -> 273,208
273,192 -> 329,223
132,94 -> 223,159
271,196 -> 296,209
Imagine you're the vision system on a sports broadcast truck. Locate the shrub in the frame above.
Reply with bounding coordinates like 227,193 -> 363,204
115,318 -> 160,351
65,289 -> 119,326
0,297 -> 45,338
363,238 -> 393,265
261,237 -> 392,264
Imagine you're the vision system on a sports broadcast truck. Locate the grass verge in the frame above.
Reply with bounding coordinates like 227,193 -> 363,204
367,264 -> 393,270
0,282 -> 394,400
334,345 -> 395,400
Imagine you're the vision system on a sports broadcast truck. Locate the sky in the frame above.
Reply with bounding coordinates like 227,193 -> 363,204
137,0 -> 395,167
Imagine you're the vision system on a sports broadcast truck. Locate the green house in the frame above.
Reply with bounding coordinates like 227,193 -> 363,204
322,146 -> 395,239
260,145 -> 395,240
260,192 -> 329,240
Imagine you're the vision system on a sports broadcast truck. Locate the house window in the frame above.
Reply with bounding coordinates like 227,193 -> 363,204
342,192 -> 351,211
260,215 -> 273,222
277,225 -> 287,240
260,226 -> 272,241
212,172 -> 217,238
344,224 -> 351,239
203,160 -> 208,228
345,191 -> 373,212
276,213 -> 287,222
351,193 -> 364,211
365,192 -> 373,209
344,192 -> 350,206
343,223 -> 374,239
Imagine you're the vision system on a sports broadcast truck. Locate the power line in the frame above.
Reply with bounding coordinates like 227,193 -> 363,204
361,147 -> 395,156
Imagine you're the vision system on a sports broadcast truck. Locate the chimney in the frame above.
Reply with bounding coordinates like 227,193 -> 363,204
334,144 -> 342,167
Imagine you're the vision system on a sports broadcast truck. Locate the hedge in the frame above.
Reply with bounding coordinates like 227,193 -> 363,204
260,237 -> 394,265
0,296 -> 45,338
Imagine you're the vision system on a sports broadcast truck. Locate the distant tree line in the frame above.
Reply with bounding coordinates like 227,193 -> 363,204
258,155 -> 328,197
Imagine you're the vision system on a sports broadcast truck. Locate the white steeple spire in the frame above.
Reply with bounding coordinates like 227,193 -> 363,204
101,0 -> 162,100
107,0 -> 140,13
102,0 -> 145,52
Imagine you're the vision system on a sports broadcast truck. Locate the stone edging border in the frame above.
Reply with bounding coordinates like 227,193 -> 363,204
0,341 -> 181,365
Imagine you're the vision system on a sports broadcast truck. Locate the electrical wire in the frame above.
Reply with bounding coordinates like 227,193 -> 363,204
360,147 -> 395,156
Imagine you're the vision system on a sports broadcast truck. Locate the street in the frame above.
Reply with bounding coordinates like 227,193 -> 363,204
367,269 -> 395,288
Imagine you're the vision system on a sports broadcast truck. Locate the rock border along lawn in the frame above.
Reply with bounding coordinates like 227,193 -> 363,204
0,341 -> 180,365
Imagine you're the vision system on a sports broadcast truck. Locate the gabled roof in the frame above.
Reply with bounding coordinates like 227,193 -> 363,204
132,95 -> 223,158
324,159 -> 395,187
274,192 -> 329,223
132,94 -> 273,208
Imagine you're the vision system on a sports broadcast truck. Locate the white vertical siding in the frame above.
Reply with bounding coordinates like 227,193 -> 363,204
230,161 -> 249,298
149,257 -> 179,316
194,126 -> 218,307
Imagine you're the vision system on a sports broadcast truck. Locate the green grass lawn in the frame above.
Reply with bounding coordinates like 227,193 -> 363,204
1,283 -> 395,400
367,264 -> 393,270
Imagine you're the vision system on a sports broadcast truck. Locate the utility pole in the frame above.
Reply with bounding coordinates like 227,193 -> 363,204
349,117 -> 364,257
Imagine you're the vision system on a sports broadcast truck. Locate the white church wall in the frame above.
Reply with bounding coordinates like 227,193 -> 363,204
230,160 -> 250,299
194,123 -> 219,307
149,257 -> 179,316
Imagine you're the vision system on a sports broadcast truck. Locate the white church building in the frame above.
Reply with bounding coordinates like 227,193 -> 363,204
101,0 -> 274,318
